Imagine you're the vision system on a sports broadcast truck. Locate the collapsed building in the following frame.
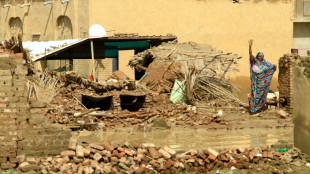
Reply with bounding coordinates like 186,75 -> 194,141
129,41 -> 243,106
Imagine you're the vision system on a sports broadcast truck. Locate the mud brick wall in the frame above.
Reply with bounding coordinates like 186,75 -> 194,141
17,107 -> 71,156
278,54 -> 299,114
0,53 -> 70,169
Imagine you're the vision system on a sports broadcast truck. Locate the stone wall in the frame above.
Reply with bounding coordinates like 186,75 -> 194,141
0,53 -> 70,169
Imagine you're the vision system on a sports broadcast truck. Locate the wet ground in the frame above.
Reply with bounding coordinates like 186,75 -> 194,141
72,107 -> 294,151
74,126 -> 293,152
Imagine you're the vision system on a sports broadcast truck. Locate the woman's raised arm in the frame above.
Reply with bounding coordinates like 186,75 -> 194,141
249,39 -> 254,63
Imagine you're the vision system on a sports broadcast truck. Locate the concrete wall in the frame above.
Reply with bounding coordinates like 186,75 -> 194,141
295,0 -> 310,22
89,0 -> 293,95
0,0 -> 89,41
293,57 -> 310,156
293,22 -> 310,56
293,0 -> 310,56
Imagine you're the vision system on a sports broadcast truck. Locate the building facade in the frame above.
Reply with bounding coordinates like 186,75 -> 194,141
0,0 -> 89,41
294,0 -> 310,56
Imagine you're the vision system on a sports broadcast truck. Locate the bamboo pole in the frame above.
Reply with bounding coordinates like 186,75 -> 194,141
90,40 -> 96,81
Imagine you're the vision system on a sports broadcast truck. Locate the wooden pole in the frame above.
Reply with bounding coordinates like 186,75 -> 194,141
90,40 -> 96,80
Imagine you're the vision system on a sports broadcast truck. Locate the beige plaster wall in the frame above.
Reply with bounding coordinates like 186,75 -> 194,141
89,0 -> 293,93
0,0 -> 89,41
119,50 -> 135,80
293,66 -> 310,156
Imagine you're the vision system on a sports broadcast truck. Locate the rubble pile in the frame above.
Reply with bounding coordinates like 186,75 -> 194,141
39,71 -> 231,129
46,87 -> 88,124
109,70 -> 131,81
129,41 -> 243,106
47,92 -> 229,129
60,72 -> 124,93
16,141 -> 310,174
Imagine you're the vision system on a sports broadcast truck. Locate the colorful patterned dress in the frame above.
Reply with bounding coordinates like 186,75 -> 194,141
250,52 -> 276,113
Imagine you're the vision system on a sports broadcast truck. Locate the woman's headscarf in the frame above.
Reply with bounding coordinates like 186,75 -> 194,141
256,52 -> 264,60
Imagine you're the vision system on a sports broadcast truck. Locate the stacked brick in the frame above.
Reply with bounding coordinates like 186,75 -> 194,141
0,53 -> 71,170
278,54 -> 299,114
17,107 -> 71,156
0,53 -> 25,169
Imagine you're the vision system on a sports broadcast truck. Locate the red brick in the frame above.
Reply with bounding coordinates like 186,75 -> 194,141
124,149 -> 133,156
206,163 -> 214,170
90,143 -> 104,151
1,163 -> 16,169
208,154 -> 217,161
118,152 -> 125,158
112,150 -> 119,157
148,148 -> 163,159
61,150 -> 76,157
102,142 -> 114,151
274,152 -> 282,157
234,162 -> 243,169
117,147 -> 124,152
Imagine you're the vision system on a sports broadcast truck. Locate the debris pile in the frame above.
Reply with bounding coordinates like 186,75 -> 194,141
129,41 -> 243,106
15,141 -> 310,174
33,70 -> 230,129
109,70 -> 131,81
47,95 -> 229,129
1,35 -> 24,53
60,72 -> 125,93
46,87 -> 87,124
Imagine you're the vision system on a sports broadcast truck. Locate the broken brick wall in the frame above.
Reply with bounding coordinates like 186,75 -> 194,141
17,106 -> 71,156
293,55 -> 310,156
278,54 -> 299,114
0,53 -> 70,168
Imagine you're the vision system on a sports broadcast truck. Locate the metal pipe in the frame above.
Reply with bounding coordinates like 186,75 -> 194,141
3,4 -> 11,8
44,1 -> 53,6
61,0 -> 69,4
21,3 -> 31,8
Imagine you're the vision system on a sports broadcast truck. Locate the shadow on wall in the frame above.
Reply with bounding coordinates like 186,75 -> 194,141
230,76 -> 278,102
57,16 -> 73,40
9,17 -> 23,38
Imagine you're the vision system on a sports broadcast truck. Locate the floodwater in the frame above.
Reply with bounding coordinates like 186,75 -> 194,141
74,127 -> 293,152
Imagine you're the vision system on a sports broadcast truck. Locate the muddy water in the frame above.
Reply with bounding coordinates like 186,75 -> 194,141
74,127 -> 293,152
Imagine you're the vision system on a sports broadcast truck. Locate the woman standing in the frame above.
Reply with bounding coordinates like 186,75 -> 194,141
249,40 -> 277,113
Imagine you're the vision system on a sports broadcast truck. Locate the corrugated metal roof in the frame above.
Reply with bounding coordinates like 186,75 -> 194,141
24,35 -> 176,62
